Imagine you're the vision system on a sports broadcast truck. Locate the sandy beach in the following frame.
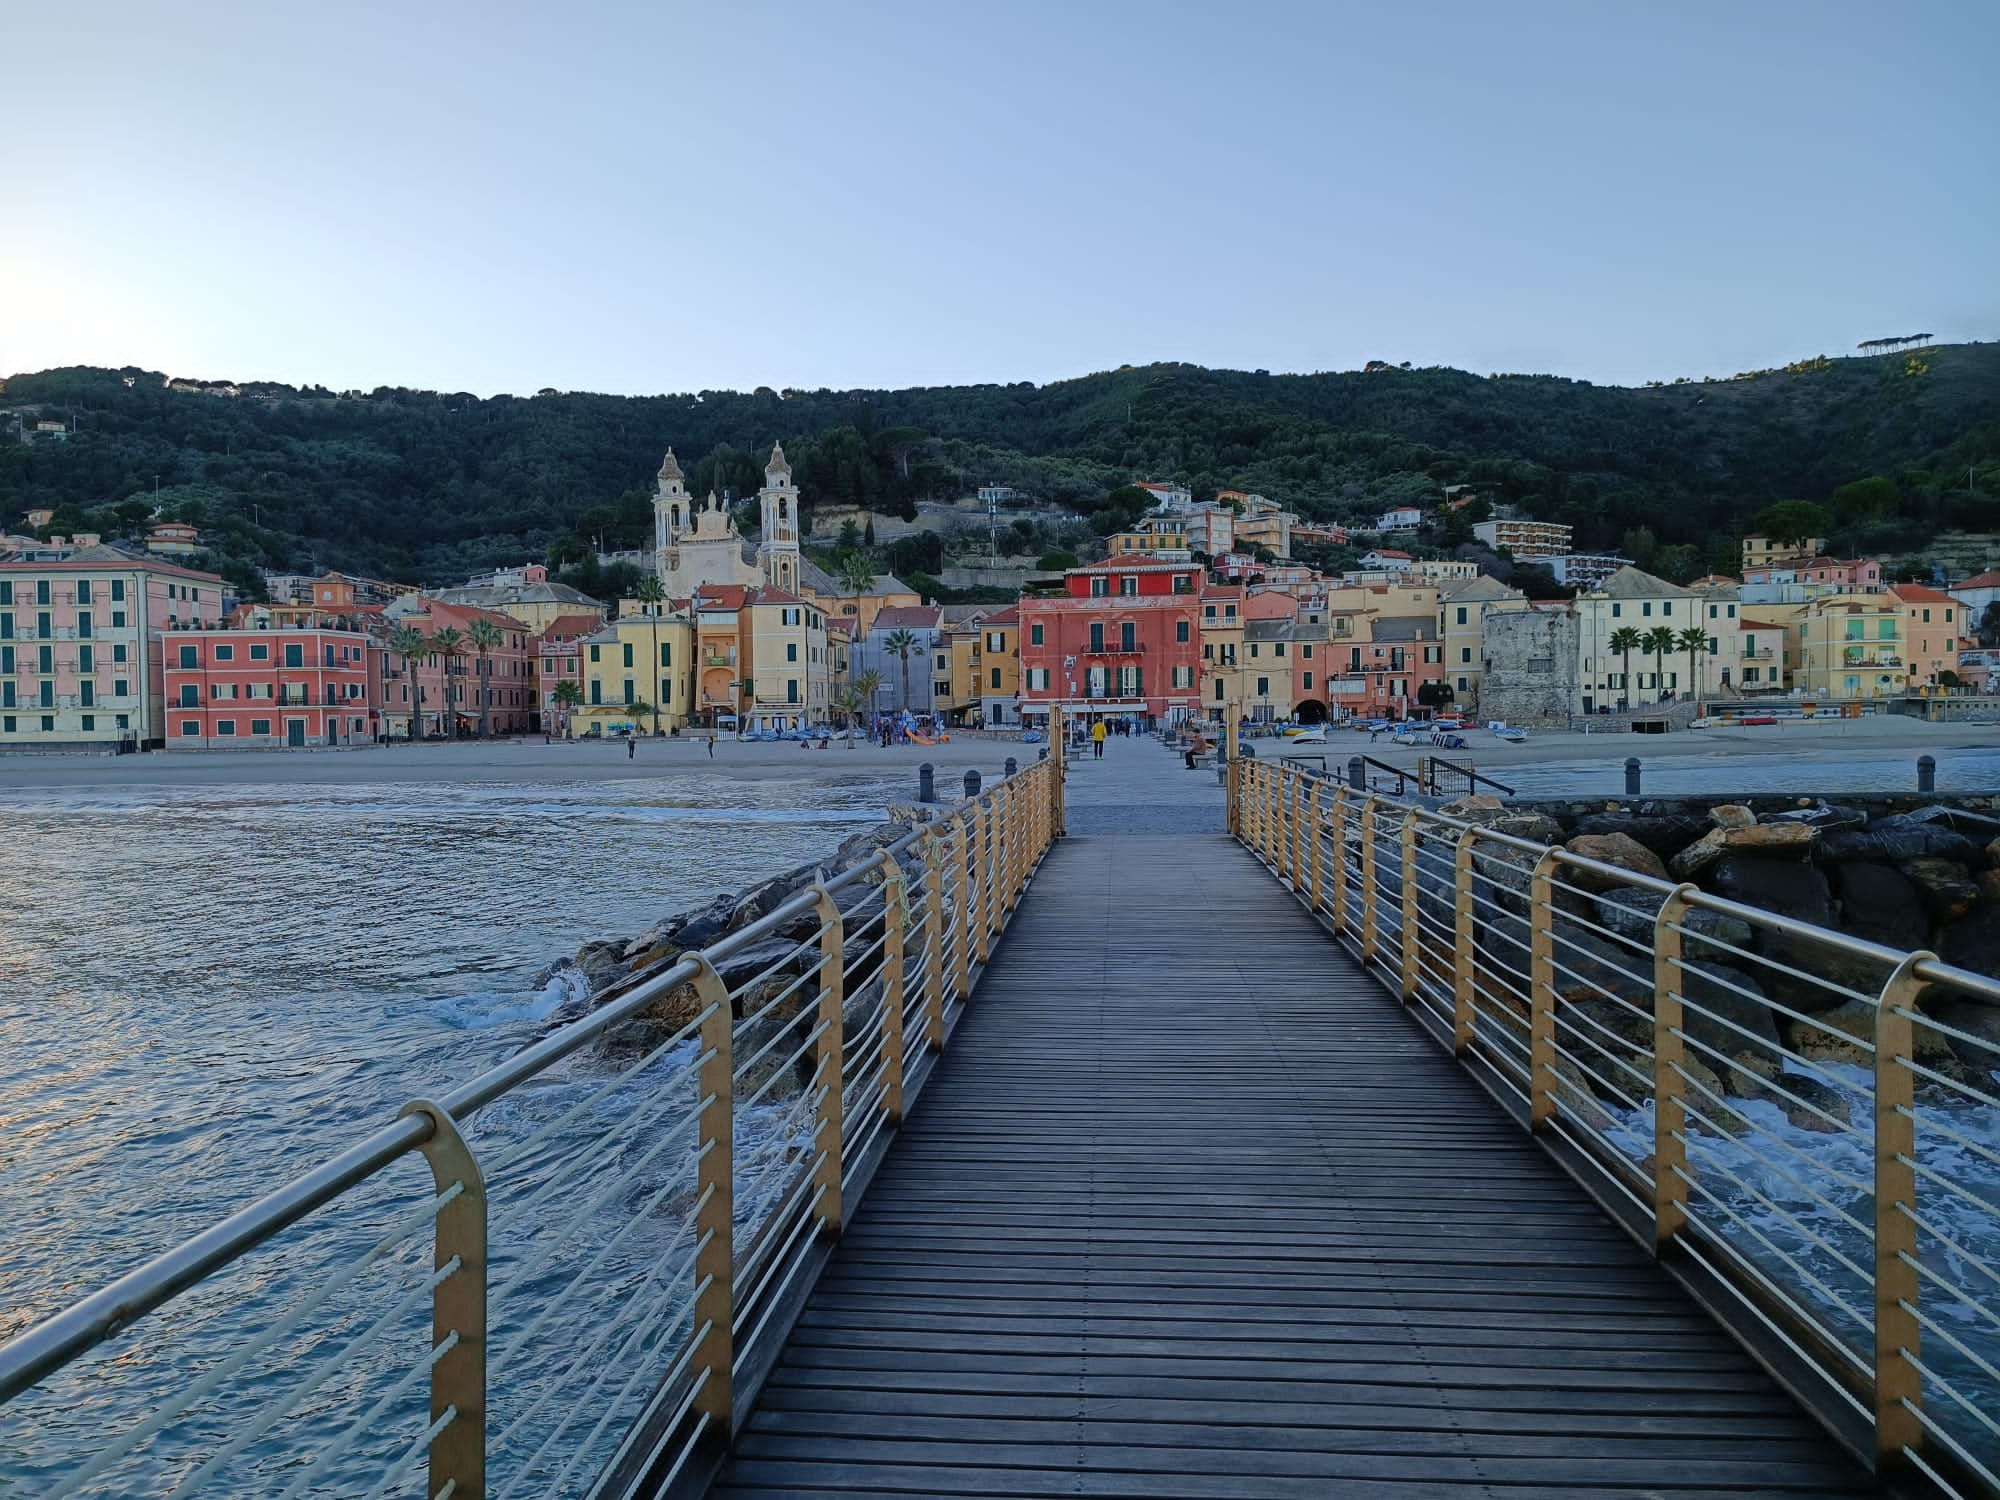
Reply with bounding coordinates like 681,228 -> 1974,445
0,730 -> 1038,792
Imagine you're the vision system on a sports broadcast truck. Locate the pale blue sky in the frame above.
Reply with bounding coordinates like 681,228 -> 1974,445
6,1 -> 1995,395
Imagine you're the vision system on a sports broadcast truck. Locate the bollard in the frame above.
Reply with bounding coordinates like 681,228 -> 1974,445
1624,757 -> 1641,797
918,762 -> 935,804
1347,755 -> 1365,791
1005,756 -> 1018,777
964,769 -> 981,799
1917,754 -> 1936,793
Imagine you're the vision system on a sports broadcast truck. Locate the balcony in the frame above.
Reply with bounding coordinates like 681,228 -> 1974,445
1084,643 -> 1147,656
704,653 -> 735,667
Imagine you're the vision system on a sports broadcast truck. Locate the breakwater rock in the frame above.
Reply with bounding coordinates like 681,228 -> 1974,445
1435,791 -> 2000,1109
529,806 -> 939,1076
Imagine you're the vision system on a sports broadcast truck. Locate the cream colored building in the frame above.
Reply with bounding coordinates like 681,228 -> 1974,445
652,443 -> 803,598
1573,567 -> 1711,713
573,605 -> 698,733
1741,533 -> 1825,572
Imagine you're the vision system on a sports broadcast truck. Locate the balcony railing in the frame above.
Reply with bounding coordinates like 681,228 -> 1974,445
1083,643 -> 1146,655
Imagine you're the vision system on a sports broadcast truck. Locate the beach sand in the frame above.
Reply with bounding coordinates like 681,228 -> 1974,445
0,731 -> 1037,792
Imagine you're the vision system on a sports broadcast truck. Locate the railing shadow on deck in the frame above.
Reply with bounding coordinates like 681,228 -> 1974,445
0,750 -> 1067,1500
1233,756 -> 2000,1500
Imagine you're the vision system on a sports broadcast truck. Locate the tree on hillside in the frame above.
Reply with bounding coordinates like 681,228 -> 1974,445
466,617 -> 503,739
1676,626 -> 1708,700
1609,626 -> 1644,708
1754,499 -> 1831,547
389,625 -> 429,741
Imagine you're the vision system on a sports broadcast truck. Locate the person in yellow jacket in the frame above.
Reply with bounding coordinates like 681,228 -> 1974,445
1090,719 -> 1108,759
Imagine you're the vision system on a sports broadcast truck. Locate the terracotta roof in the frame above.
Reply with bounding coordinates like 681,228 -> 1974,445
1888,583 -> 1955,604
692,585 -> 751,611
1953,571 -> 2000,590
1365,549 -> 1413,560
538,611 -> 606,641
1740,618 -> 1788,630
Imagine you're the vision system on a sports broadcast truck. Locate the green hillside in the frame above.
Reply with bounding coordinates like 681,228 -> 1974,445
3,343 -> 1996,594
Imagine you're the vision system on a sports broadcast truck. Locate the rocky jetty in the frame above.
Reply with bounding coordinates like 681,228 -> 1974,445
1433,792 -> 2000,1120
529,806 -> 940,1090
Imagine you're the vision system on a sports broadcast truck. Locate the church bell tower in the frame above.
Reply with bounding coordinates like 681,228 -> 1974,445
757,442 -> 801,593
653,448 -> 689,580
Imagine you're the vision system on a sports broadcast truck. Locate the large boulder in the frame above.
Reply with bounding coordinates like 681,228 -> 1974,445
1547,921 -> 1656,1008
1705,858 -> 1883,1015
1782,997 -> 1964,1076
1762,802 -> 1868,834
1928,997 -> 2000,1073
1592,887 -> 1752,951
1831,863 -> 1929,951
1569,811 -> 1711,860
1679,961 -> 1783,1083
1899,857 -> 1982,924
1672,822 -> 1817,879
1563,833 -> 1670,891
1439,794 -> 1505,817
1709,804 -> 1758,830
1940,906 -> 2000,980
1822,815 -> 1983,866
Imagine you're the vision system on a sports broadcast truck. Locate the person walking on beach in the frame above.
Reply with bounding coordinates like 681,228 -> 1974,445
1091,719 -> 1107,759
627,735 -> 636,759
706,734 -> 715,758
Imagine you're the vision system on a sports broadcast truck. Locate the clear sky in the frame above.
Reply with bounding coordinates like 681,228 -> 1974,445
5,0 -> 1994,395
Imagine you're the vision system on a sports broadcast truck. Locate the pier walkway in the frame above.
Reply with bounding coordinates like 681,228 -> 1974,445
711,741 -> 1877,1498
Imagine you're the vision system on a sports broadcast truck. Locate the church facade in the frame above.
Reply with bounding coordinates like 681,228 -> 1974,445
652,443 -> 802,597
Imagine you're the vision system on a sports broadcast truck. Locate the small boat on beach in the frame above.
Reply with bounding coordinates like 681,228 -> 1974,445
1492,726 -> 1529,743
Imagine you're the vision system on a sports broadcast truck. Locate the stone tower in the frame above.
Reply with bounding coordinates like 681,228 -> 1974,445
653,448 -> 690,579
757,441 -> 801,593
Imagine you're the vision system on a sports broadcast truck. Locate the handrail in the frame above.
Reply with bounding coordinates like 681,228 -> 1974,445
0,719 -> 1068,1500
1232,756 -> 2000,1498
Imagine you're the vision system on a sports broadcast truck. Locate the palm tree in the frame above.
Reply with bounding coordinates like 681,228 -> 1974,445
833,686 -> 865,746
432,626 -> 466,738
552,677 -> 583,734
1675,625 -> 1708,702
633,574 -> 667,734
388,624 -> 429,741
838,551 -> 877,595
882,629 -> 920,714
465,616 -> 503,739
1643,626 -> 1677,704
1608,626 -> 1643,709
852,668 -> 884,743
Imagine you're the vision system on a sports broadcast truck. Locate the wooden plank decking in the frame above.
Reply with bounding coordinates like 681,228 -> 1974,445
709,768 -> 1879,1498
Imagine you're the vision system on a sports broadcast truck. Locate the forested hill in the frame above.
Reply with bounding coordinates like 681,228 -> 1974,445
3,343 -> 1997,590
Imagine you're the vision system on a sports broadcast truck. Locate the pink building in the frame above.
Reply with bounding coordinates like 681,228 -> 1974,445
1017,559 -> 1205,726
536,610 -> 604,732
380,598 -> 537,738
1,536 -> 223,749
1744,556 -> 1884,590
162,610 -> 383,748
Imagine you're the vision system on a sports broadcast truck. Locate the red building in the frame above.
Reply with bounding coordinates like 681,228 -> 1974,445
1017,560 -> 1204,727
162,606 -> 383,748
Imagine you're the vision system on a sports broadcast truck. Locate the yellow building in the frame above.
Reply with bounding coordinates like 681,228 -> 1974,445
572,601 -> 696,733
1107,518 -> 1192,561
1741,533 -> 1825,572
1791,592 -> 1906,700
742,586 -> 832,730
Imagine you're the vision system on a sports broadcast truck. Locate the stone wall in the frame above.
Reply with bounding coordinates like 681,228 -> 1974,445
1479,608 -> 1578,725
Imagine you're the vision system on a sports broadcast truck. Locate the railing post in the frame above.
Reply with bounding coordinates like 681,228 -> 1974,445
1330,787 -> 1350,936
1528,850 -> 1560,1131
1874,951 -> 1934,1468
1452,829 -> 1477,1054
975,798 -> 996,965
399,1098 -> 486,1500
1653,883 -> 1696,1247
1358,798 -> 1380,963
810,886 -> 846,1237
1050,707 -> 1066,837
1306,780 -> 1325,917
689,960 -> 736,1436
1399,815 -> 1421,1001
1224,702 -> 1242,835
923,830 -> 947,1051
878,850 -> 908,1125
950,815 -> 973,998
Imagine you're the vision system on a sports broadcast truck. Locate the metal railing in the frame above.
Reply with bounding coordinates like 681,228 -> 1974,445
0,748 -> 1065,1499
1233,755 -> 2000,1498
